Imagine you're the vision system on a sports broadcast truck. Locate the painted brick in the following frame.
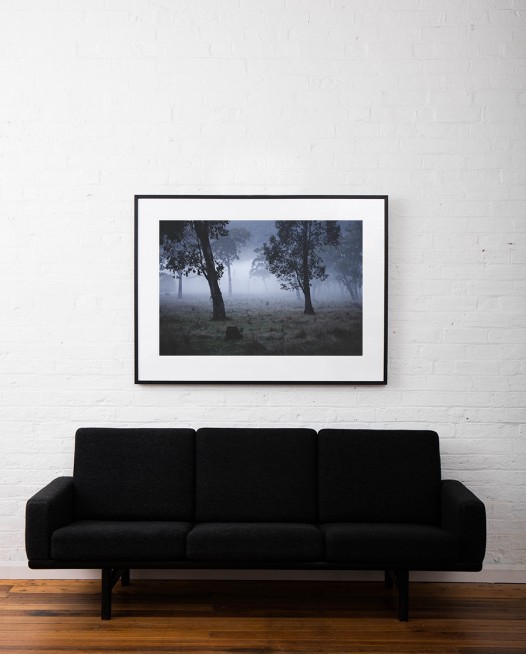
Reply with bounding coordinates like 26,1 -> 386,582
0,0 -> 524,579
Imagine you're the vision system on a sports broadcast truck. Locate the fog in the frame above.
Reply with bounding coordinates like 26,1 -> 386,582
160,258 -> 358,302
160,257 -> 283,296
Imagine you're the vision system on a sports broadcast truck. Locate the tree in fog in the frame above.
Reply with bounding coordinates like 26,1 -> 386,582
262,221 -> 340,315
249,247 -> 271,293
212,227 -> 251,296
159,220 -> 228,321
160,223 -> 197,299
325,221 -> 363,306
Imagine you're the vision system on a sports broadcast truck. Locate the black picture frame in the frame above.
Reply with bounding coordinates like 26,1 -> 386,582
135,195 -> 388,384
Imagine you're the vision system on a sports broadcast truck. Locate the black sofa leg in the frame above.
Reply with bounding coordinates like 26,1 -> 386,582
101,568 -> 129,620
101,568 -> 112,620
398,570 -> 409,622
385,569 -> 409,621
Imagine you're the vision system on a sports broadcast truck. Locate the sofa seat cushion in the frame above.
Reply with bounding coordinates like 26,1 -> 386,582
51,521 -> 192,561
322,524 -> 459,564
187,523 -> 324,562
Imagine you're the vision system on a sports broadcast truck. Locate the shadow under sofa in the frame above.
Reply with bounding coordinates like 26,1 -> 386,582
25,427 -> 486,620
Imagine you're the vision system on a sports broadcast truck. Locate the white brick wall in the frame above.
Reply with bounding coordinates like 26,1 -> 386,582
0,0 -> 525,580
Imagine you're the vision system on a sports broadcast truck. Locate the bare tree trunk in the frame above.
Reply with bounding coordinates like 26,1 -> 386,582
303,284 -> 315,315
227,262 -> 232,296
302,222 -> 315,315
193,222 -> 227,321
177,272 -> 183,299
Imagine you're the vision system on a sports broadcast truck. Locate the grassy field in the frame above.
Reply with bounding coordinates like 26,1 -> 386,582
159,294 -> 362,356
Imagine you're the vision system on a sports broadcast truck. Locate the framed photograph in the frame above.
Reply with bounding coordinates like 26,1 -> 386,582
135,195 -> 387,384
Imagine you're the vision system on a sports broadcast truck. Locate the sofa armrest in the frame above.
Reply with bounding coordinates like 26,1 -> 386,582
25,477 -> 74,562
441,479 -> 486,566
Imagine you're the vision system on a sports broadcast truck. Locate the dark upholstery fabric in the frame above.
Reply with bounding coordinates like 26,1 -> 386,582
322,523 -> 459,564
51,520 -> 191,561
318,429 -> 442,524
195,428 -> 318,522
441,480 -> 486,565
25,477 -> 74,561
73,428 -> 195,520
187,523 -> 324,562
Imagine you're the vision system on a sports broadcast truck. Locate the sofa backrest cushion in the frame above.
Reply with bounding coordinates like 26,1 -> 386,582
73,428 -> 195,520
195,428 -> 318,522
318,429 -> 441,524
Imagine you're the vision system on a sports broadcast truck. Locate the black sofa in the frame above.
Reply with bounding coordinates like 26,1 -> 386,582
26,427 -> 486,621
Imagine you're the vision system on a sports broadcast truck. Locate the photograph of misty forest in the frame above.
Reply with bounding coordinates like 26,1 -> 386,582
159,219 -> 363,357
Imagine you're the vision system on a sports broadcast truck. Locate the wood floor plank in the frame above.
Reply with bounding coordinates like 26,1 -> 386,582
0,580 -> 524,653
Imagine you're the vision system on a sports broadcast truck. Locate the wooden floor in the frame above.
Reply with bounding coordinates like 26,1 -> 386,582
0,579 -> 525,653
